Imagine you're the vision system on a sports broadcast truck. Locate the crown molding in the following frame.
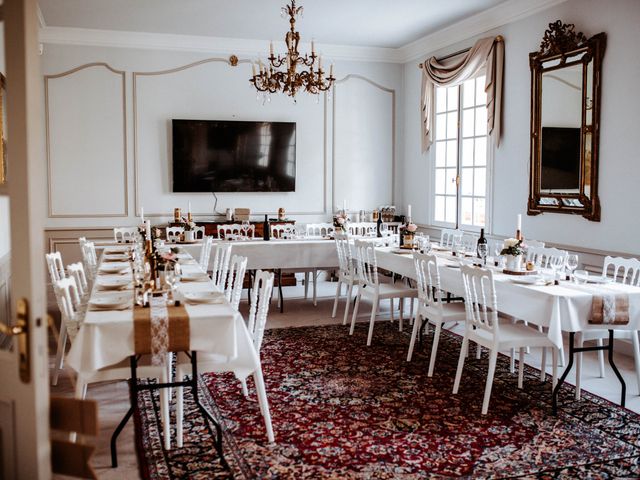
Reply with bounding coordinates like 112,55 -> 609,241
399,0 -> 568,62
38,0 -> 568,65
39,26 -> 401,63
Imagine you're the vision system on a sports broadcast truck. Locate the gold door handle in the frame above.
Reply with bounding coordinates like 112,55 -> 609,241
0,298 -> 31,383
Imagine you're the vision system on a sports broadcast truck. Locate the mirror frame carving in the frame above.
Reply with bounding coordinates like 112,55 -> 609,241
528,20 -> 606,222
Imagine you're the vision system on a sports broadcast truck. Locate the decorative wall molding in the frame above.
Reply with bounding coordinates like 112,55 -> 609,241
332,74 -> 396,213
132,57 -> 328,217
44,62 -> 129,218
38,0 -> 568,65
39,26 -> 400,64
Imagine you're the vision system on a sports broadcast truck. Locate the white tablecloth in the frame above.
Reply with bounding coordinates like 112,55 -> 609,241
181,238 -> 339,270
66,248 -> 260,377
375,248 -> 640,349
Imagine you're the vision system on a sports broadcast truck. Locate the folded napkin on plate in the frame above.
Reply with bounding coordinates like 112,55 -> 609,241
590,294 -> 629,325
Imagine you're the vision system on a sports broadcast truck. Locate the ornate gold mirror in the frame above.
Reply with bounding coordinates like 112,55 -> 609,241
0,73 -> 5,185
528,21 -> 606,221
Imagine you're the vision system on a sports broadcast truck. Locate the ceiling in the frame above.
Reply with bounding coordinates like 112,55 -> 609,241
38,0 -> 509,49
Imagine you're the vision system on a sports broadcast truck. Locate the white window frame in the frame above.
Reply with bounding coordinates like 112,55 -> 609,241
428,71 -> 494,234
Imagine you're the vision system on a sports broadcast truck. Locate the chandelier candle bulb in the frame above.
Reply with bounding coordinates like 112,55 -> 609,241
311,39 -> 315,54
330,64 -> 334,76
270,41 -> 274,56
252,63 -> 256,76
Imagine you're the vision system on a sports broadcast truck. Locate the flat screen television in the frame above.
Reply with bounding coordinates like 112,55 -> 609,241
541,126 -> 581,190
172,119 -> 296,192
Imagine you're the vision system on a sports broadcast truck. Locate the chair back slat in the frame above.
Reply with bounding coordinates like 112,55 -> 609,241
526,246 -> 567,268
166,226 -> 184,243
247,270 -> 275,351
225,255 -> 248,310
603,256 -> 640,285
413,252 -> 443,310
218,224 -> 254,239
460,265 -> 499,336
440,229 -> 463,248
46,252 -> 66,283
198,236 -> 214,271
306,223 -> 335,237
53,276 -> 82,341
347,222 -> 377,237
113,227 -> 138,243
80,241 -> 97,281
353,239 -> 379,288
270,224 -> 296,239
334,232 -> 354,278
211,243 -> 233,290
67,262 -> 89,298
193,225 -> 206,240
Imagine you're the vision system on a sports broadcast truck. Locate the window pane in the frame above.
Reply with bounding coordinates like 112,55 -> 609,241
474,197 -> 486,226
463,78 -> 475,108
446,111 -> 458,139
475,137 -> 487,166
447,86 -> 458,111
461,197 -> 473,225
436,113 -> 446,140
462,108 -> 474,138
461,168 -> 473,196
475,76 -> 487,106
445,168 -> 457,195
436,88 -> 447,113
434,196 -> 445,222
445,196 -> 457,224
446,140 -> 457,167
474,167 -> 486,196
435,168 -> 446,194
435,141 -> 446,167
462,138 -> 474,166
475,107 -> 487,136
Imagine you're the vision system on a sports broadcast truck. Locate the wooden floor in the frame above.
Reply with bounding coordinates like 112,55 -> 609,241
50,278 -> 640,479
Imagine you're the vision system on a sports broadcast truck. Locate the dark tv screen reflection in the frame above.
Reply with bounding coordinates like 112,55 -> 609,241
172,120 -> 296,192
541,126 -> 581,190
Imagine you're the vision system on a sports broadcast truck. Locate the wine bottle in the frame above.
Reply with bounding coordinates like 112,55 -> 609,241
398,216 -> 405,247
477,228 -> 487,258
376,213 -> 383,238
263,215 -> 270,241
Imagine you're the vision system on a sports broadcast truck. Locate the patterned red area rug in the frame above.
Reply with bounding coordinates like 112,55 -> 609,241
135,323 -> 640,479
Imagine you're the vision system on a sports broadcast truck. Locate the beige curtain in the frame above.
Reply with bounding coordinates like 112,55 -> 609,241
420,36 -> 504,152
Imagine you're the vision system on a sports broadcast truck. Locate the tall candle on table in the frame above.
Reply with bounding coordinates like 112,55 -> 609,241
140,206 -> 144,223
516,214 -> 522,240
343,199 -> 347,213
407,204 -> 412,223
145,220 -> 151,239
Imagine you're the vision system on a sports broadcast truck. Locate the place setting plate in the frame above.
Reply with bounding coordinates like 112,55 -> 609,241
573,272 -> 612,284
103,253 -> 129,262
89,293 -> 131,311
99,264 -> 129,275
96,277 -> 132,291
183,291 -> 225,305
181,272 -> 210,282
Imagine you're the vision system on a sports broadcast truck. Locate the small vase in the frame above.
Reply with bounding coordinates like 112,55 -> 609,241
184,230 -> 195,242
505,254 -> 522,271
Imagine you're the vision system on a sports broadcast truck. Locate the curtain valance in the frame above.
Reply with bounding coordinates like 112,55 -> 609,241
420,36 -> 504,152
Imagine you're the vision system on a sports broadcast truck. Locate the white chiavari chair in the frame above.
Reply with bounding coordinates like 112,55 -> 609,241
270,224 -> 296,239
210,243 -> 233,290
225,255 -> 248,311
460,233 -> 479,254
166,226 -> 184,243
526,239 -> 545,248
332,232 -> 359,325
350,240 -> 418,345
408,253 -> 467,373
306,223 -> 335,238
526,246 -> 568,268
198,236 -> 214,272
113,227 -> 138,243
575,256 -> 640,399
46,252 -> 66,283
347,222 -> 377,237
80,241 -> 98,282
67,262 -> 89,301
176,270 -> 276,446
193,225 -> 206,240
453,265 -> 558,414
440,228 -> 463,248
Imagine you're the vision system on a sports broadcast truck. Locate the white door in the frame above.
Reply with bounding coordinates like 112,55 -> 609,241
0,1 -> 51,478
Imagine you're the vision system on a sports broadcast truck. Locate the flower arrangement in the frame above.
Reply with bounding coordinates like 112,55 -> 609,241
500,238 -> 524,256
333,212 -> 349,231
406,223 -> 418,233
180,217 -> 197,231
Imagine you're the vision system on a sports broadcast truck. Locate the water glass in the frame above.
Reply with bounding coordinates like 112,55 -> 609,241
241,220 -> 251,239
477,243 -> 488,266
566,254 -> 579,281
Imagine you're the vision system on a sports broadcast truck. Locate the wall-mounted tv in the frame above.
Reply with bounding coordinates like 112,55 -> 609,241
172,119 -> 296,192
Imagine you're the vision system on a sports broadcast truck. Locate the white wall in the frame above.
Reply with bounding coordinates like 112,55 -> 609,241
401,0 -> 640,256
41,44 -> 403,236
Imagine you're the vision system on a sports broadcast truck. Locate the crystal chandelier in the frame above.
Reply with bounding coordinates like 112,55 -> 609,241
250,0 -> 335,101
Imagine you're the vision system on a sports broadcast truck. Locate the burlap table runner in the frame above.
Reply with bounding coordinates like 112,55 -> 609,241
134,297 -> 190,362
590,294 -> 630,325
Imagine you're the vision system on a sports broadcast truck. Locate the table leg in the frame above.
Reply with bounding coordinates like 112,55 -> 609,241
278,269 -> 284,313
552,330 -> 626,415
110,356 -> 138,468
190,351 -> 229,470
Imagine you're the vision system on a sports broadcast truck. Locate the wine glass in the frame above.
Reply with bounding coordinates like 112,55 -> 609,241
241,220 -> 250,240
550,256 -> 564,282
566,254 -> 579,282
477,243 -> 488,266
493,243 -> 503,267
